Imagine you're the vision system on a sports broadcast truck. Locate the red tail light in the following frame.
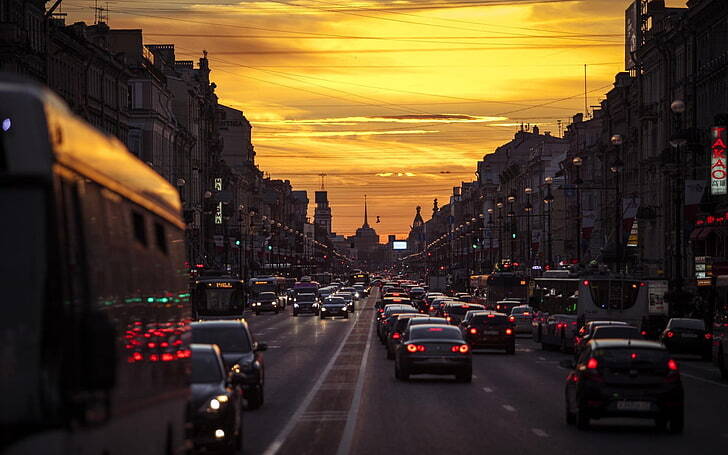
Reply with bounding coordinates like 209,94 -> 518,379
666,331 -> 674,338
641,331 -> 647,336
587,357 -> 599,369
705,333 -> 713,340
392,332 -> 401,340
487,314 -> 496,318
406,344 -> 417,353
668,359 -> 679,371
417,345 -> 426,352
508,316 -> 515,323
469,328 -> 478,334
459,344 -> 470,353
505,328 -> 513,335
582,280 -> 590,286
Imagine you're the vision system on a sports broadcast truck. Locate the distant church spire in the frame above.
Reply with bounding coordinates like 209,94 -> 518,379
363,195 -> 369,228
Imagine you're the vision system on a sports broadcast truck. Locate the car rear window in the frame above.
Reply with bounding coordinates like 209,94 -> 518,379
409,318 -> 447,327
410,326 -> 463,340
192,325 -> 251,353
669,319 -> 705,330
192,350 -> 223,383
447,305 -> 484,315
472,315 -> 510,326
595,348 -> 670,369
592,327 -> 642,339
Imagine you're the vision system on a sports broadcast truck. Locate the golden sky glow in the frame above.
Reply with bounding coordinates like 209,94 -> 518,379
63,0 -> 685,238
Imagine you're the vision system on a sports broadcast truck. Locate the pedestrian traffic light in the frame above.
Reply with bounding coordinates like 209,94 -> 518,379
472,243 -> 478,249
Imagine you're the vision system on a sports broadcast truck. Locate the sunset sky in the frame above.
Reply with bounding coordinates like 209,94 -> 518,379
63,0 -> 684,238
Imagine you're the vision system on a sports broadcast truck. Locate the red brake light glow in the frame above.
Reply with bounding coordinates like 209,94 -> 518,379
641,331 -> 647,336
505,328 -> 513,335
428,327 -> 443,332
705,333 -> 713,340
407,344 -> 417,353
417,345 -> 426,352
666,331 -> 674,338
668,359 -> 679,371
508,316 -> 515,323
630,353 -> 638,360
392,332 -> 401,339
469,328 -> 478,334
587,357 -> 599,369
459,344 -> 469,353
487,314 -> 496,318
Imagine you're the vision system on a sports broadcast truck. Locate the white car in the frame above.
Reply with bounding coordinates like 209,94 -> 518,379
509,305 -> 534,333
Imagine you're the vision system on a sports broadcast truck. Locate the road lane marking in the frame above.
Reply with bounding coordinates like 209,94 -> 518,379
261,302 -> 365,455
680,372 -> 728,388
336,310 -> 375,455
538,356 -> 546,361
531,429 -> 549,438
502,405 -> 517,412
482,387 -> 493,393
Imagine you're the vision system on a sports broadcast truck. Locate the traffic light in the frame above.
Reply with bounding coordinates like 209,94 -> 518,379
512,233 -> 517,239
472,243 -> 478,249
235,239 -> 241,246
267,245 -> 272,251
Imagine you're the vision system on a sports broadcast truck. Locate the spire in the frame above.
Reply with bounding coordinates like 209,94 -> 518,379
363,195 -> 369,228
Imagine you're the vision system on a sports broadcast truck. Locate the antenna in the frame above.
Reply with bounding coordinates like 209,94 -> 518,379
557,119 -> 563,137
318,173 -> 327,190
92,0 -> 108,24
584,64 -> 589,119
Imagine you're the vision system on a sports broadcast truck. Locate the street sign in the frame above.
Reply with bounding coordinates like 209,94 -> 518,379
711,126 -> 727,195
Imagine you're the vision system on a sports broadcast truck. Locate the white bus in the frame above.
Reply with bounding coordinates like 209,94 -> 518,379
577,277 -> 650,327
1,78 -> 189,454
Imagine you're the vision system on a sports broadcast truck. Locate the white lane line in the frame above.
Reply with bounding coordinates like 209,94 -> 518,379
537,356 -> 547,361
531,429 -> 549,438
502,405 -> 517,412
261,303 -> 364,455
336,311 -> 375,455
482,387 -> 493,393
680,372 -> 728,388
472,375 -> 478,379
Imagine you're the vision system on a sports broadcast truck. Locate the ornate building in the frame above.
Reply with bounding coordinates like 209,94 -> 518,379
352,196 -> 380,266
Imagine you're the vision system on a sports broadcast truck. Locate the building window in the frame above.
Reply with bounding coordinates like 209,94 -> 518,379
154,222 -> 167,254
132,211 -> 147,246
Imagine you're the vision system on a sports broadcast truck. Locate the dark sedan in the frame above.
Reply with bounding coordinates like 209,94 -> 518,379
292,292 -> 318,316
395,324 -> 472,382
459,311 -> 515,354
385,314 -> 430,359
564,339 -> 683,433
320,296 -> 349,319
441,302 -> 486,325
660,318 -> 712,359
190,344 -> 242,454
251,291 -> 280,314
192,320 -> 267,409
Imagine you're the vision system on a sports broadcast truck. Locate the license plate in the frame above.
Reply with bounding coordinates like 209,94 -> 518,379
682,333 -> 698,338
484,330 -> 499,335
616,401 -> 651,411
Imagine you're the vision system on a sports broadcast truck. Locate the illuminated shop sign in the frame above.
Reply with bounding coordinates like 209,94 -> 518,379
711,126 -> 727,196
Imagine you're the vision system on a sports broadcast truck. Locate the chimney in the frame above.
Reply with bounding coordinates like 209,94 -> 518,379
533,125 -> 540,136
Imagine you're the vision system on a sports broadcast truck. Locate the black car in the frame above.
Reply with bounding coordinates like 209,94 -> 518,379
320,296 -> 349,319
395,324 -> 472,382
293,292 -> 318,316
442,302 -> 486,325
190,344 -> 243,454
191,320 -> 267,409
385,314 -> 430,359
660,318 -> 712,359
251,291 -> 280,314
564,339 -> 683,433
640,314 -> 669,340
573,320 -> 629,360
459,311 -> 515,354
377,305 -> 418,341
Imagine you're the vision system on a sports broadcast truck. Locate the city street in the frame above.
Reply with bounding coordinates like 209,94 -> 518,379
242,292 -> 728,455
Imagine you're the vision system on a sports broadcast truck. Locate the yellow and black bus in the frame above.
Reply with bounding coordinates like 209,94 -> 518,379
1,78 -> 189,454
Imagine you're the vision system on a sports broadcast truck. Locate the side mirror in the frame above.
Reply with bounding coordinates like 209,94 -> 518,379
559,359 -> 575,370
254,342 -> 268,352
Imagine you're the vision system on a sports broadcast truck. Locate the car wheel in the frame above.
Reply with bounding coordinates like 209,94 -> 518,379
246,385 -> 264,410
386,348 -> 394,360
566,406 -> 576,425
669,410 -> 684,434
506,345 -> 515,355
560,336 -> 568,353
576,406 -> 590,430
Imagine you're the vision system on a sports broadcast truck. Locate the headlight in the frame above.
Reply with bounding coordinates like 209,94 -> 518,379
253,302 -> 260,306
294,303 -> 299,308
321,307 -> 327,311
204,395 -> 229,413
272,302 -> 277,306
355,293 -> 361,298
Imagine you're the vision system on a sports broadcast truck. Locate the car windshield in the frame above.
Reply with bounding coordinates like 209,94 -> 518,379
669,319 -> 705,330
297,294 -> 316,302
592,326 -> 641,339
192,325 -> 252,352
259,293 -> 276,301
410,326 -> 463,340
595,348 -> 670,369
191,350 -> 223,383
326,298 -> 345,305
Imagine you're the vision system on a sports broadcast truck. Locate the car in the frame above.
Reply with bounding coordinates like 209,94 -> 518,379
640,314 -> 670,340
353,284 -> 368,298
539,314 -> 578,352
292,292 -> 318,316
337,292 -> 356,312
456,293 -> 473,302
660,318 -> 712,360
564,339 -> 684,433
459,311 -> 515,354
441,302 -> 486,325
377,305 -> 419,341
191,320 -> 267,409
591,325 -> 643,341
509,305 -> 534,334
494,300 -> 521,314
395,324 -> 472,382
251,291 -> 280,314
341,286 -> 359,300
320,296 -> 349,319
385,314 -> 431,359
318,287 -> 335,300
430,297 -> 458,316
190,344 -> 243,454
574,320 -> 629,360
404,316 -> 448,332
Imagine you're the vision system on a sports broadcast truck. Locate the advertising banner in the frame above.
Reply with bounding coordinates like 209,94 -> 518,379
711,126 -> 727,195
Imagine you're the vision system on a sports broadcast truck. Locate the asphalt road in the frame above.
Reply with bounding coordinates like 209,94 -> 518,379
238,293 -> 728,455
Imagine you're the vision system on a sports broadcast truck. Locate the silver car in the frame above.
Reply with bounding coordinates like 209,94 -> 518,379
509,305 -> 534,334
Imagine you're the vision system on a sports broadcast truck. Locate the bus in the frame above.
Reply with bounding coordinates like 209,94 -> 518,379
577,277 -> 649,327
249,276 -> 278,296
349,271 -> 370,286
532,277 -> 579,316
485,273 -> 530,308
1,80 -> 189,454
191,277 -> 246,319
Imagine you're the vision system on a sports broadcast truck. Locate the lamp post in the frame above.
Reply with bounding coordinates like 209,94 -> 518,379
670,100 -> 687,291
610,134 -> 625,275
496,200 -> 504,267
572,156 -> 584,265
544,177 -> 554,267
524,187 -> 533,269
